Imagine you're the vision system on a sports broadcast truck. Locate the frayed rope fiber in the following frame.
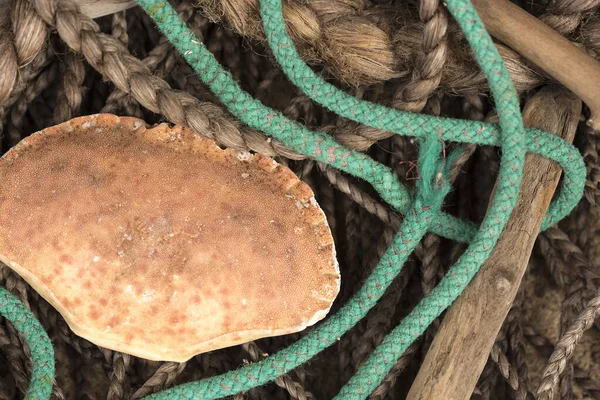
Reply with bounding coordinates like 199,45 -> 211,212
0,0 -> 586,398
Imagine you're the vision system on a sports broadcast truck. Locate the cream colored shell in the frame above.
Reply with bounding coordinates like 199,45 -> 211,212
0,114 -> 339,361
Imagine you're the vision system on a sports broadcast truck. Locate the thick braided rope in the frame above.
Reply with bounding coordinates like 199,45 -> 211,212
0,287 -> 54,400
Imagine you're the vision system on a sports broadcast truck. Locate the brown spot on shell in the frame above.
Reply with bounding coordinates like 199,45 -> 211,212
191,293 -> 200,301
59,254 -> 74,264
0,114 -> 339,362
88,306 -> 100,321
169,314 -> 187,324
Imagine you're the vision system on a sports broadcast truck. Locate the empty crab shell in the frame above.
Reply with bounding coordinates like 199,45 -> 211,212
0,114 -> 339,362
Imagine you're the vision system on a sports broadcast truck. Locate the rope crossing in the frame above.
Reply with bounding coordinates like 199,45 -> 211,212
0,0 -> 586,398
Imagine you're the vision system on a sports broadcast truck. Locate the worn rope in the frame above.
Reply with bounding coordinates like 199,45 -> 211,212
0,0 -> 587,398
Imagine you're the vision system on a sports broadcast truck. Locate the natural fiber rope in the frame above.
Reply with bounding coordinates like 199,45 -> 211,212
193,0 -> 599,93
0,0 -> 587,398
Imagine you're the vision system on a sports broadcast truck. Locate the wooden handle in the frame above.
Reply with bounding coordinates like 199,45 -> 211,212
406,86 -> 582,400
472,0 -> 600,130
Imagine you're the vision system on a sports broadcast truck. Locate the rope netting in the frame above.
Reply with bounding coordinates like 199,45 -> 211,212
0,0 -> 594,398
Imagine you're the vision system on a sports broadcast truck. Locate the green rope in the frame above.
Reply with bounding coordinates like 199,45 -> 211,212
0,0 -> 586,398
258,0 -> 582,232
0,287 -> 54,400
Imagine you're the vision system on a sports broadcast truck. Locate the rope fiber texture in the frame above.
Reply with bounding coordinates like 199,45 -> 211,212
0,0 -> 586,398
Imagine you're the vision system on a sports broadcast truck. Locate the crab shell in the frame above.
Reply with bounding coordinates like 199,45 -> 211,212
0,114 -> 339,362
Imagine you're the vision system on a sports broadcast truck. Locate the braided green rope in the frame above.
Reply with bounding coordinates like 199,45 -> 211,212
0,0 -> 586,398
0,287 -> 54,400
124,0 -> 579,398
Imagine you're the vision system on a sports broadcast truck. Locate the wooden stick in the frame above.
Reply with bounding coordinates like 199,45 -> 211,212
406,86 -> 582,400
0,0 -> 134,19
472,0 -> 600,130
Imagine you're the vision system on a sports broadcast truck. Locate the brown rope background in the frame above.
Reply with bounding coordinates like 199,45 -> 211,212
1,0 -> 600,398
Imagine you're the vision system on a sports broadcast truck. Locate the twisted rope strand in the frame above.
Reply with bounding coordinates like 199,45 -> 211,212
0,0 -> 47,105
537,287 -> 600,399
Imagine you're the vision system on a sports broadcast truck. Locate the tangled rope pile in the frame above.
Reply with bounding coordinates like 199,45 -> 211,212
0,0 -> 587,398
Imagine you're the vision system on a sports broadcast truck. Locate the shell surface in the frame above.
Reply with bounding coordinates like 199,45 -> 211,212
0,114 -> 339,361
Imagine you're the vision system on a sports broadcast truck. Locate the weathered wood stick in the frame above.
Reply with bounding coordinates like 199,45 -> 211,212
406,86 -> 582,400
472,0 -> 600,130
0,0 -> 134,19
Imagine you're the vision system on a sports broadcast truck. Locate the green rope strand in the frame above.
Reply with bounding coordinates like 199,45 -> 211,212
0,287 -> 54,400
258,0 -> 579,395
141,140 -> 448,400
134,3 -> 484,245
